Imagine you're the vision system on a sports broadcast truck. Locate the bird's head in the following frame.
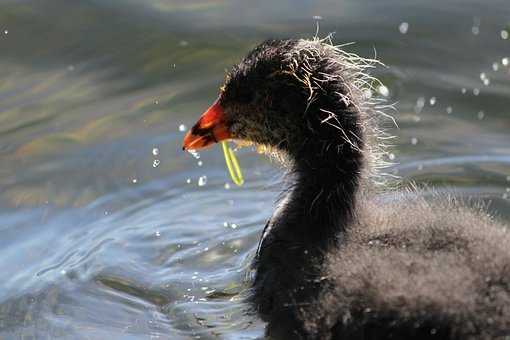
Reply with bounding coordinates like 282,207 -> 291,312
183,38 -> 381,163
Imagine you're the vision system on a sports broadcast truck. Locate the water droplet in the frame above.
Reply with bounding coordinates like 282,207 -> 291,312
501,30 -> 509,40
179,124 -> 187,132
446,106 -> 453,114
60,269 -> 67,275
198,176 -> 207,187
417,164 -> 424,171
473,88 -> 480,96
461,88 -> 467,94
223,222 -> 229,227
231,223 -> 238,229
312,15 -> 323,20
152,147 -> 159,156
471,26 -> 479,35
197,160 -> 203,167
153,159 -> 160,168
3,30 -> 8,35
411,137 -> 418,145
378,85 -> 389,97
503,193 -> 509,200
429,97 -> 436,106
187,149 -> 200,159
414,97 -> 425,114
132,178 -> 138,184
502,58 -> 509,66
224,182 -> 231,190
186,178 -> 191,184
480,72 -> 490,86
362,88 -> 373,99
155,231 -> 161,237
154,100 -> 159,105
399,22 -> 409,34
388,153 -> 396,161
492,62 -> 499,71
477,111 -> 485,120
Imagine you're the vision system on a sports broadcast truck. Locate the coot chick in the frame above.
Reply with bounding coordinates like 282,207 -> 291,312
183,38 -> 510,339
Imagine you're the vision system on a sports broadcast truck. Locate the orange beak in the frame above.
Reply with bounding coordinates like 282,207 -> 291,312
182,97 -> 231,150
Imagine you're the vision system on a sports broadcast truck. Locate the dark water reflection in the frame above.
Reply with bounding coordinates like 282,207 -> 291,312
0,0 -> 509,338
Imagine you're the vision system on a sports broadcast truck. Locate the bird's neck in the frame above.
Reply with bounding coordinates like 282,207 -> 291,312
251,134 -> 364,316
251,101 -> 365,317
272,142 -> 363,247
256,128 -> 365,269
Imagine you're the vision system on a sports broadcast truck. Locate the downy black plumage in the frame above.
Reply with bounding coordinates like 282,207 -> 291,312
184,37 -> 510,339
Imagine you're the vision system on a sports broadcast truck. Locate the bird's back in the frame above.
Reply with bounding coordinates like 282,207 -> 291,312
295,194 -> 510,339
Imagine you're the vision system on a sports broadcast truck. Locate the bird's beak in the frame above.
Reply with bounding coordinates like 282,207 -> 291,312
182,97 -> 231,150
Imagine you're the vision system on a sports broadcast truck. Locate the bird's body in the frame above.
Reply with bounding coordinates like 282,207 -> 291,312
183,38 -> 510,339
254,192 -> 510,339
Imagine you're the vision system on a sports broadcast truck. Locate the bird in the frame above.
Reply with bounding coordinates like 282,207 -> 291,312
182,37 -> 510,340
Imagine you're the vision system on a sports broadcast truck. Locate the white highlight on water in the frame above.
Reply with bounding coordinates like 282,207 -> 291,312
179,124 -> 187,132
501,30 -> 509,40
152,147 -> 159,156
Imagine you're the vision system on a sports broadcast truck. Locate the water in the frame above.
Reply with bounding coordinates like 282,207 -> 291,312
1,0 -> 509,338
